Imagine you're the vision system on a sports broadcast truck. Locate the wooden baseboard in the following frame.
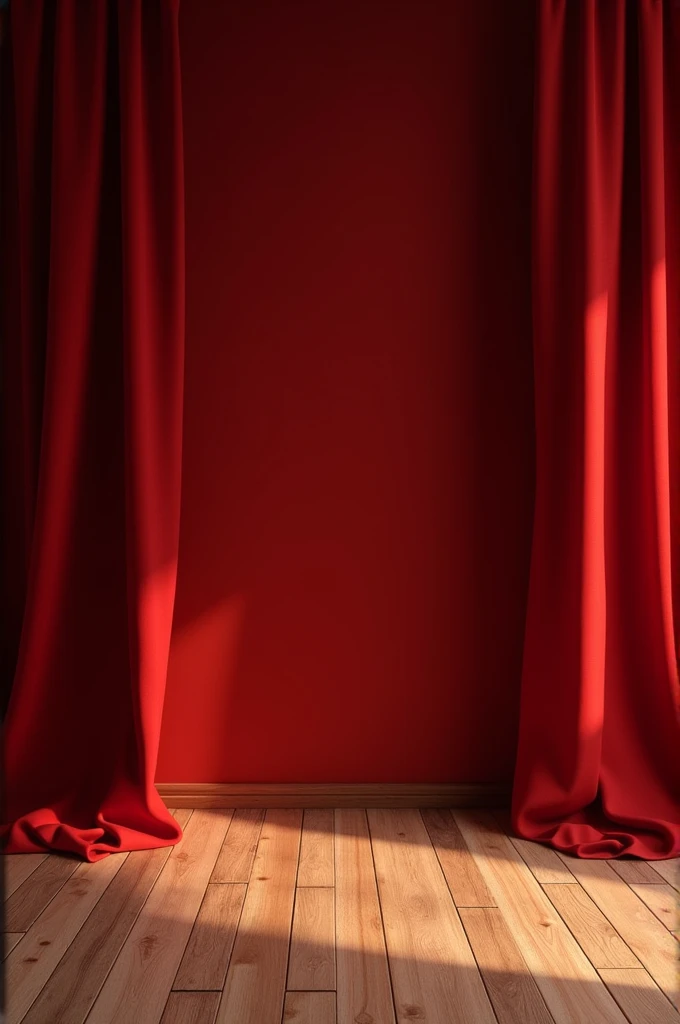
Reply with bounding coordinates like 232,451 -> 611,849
156,782 -> 510,809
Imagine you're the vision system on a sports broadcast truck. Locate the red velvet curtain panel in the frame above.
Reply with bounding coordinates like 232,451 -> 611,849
0,0 -> 185,860
512,0 -> 680,858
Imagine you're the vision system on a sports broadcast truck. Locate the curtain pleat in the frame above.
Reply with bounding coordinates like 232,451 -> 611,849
512,0 -> 680,859
1,0 -> 184,861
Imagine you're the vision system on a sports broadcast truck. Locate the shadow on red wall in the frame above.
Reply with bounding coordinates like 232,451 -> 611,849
156,0 -> 536,784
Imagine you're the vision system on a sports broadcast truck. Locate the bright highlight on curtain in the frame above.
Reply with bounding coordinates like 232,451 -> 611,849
0,0 -> 185,861
512,0 -> 680,858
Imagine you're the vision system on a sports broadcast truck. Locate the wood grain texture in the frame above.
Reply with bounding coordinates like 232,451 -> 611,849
648,859 -> 679,891
5,856 -> 79,932
21,810 -> 193,1024
541,883 -> 639,968
86,809 -> 232,1024
454,811 -> 627,1024
211,809 -> 264,883
368,807 -> 496,1024
297,809 -> 334,887
216,808 -> 302,1024
609,860 -> 665,885
558,853 -> 678,1002
3,856 -> 47,899
458,907 -> 554,1024
421,807 -> 497,907
334,808 -> 395,1024
160,991 -> 221,1024
628,883 -> 677,931
5,852 -> 126,1024
598,968 -> 680,1024
287,887 -> 335,991
3,933 -> 24,959
283,991 -> 336,1024
173,883 -> 246,991
510,837 -> 577,884
157,782 -> 509,808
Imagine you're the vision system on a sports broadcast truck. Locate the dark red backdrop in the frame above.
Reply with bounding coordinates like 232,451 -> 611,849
156,0 -> 537,783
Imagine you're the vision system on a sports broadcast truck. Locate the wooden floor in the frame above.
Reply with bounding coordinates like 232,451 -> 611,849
2,808 -> 678,1024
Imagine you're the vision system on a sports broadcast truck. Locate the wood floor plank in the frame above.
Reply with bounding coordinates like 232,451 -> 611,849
172,883 -> 246,991
458,907 -> 554,1024
283,991 -> 336,1024
541,883 -> 639,968
86,809 -> 232,1024
211,808 -> 264,883
609,860 -> 665,885
216,808 -> 302,1024
20,810 -> 193,1024
335,808 -> 395,1024
3,933 -> 24,959
3,856 -> 48,899
160,992 -> 220,1024
297,809 -> 334,887
5,851 -> 126,1024
9,807 -> 673,1024
5,856 -> 80,932
368,808 -> 496,1024
628,883 -> 677,932
509,837 -> 578,884
168,808 -> 189,822
421,808 -> 497,907
453,811 -> 628,1024
647,860 -> 679,891
287,887 -> 335,991
557,853 -> 678,1003
598,968 -> 680,1024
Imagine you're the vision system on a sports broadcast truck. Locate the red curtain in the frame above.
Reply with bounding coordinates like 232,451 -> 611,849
512,0 -> 680,858
0,0 -> 184,861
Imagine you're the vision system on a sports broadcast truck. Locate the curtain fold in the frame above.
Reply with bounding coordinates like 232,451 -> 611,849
512,0 -> 680,859
0,0 -> 184,861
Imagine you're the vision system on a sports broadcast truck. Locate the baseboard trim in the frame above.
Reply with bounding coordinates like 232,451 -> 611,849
156,782 -> 510,809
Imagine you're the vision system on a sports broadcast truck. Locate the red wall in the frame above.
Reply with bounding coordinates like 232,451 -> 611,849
156,1 -> 536,784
